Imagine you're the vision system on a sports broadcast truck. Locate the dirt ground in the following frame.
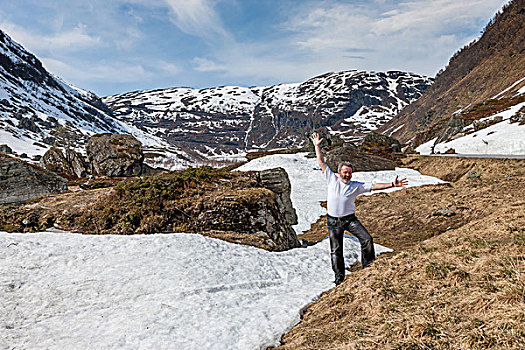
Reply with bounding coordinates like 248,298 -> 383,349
275,155 -> 525,349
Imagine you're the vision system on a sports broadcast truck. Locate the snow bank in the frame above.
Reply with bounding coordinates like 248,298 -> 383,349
416,102 -> 525,156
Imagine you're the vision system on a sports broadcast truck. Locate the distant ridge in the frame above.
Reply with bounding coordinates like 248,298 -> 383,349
103,70 -> 432,163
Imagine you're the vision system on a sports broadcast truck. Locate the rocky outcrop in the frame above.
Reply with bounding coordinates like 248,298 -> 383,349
195,168 -> 301,251
0,154 -> 67,205
325,143 -> 397,172
86,133 -> 144,177
65,148 -> 89,178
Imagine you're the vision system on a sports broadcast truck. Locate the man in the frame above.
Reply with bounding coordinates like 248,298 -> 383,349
311,132 -> 408,285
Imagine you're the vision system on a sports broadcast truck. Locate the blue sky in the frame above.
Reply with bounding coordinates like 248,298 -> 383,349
0,0 -> 510,97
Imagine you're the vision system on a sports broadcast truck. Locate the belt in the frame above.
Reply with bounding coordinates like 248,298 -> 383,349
327,213 -> 357,221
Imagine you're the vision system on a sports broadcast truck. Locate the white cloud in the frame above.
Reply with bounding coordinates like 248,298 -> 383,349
192,57 -> 226,72
160,0 -> 230,41
1,21 -> 101,52
277,0 -> 510,76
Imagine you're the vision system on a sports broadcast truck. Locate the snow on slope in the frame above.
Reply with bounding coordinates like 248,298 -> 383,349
416,101 -> 525,155
1,153 -> 445,350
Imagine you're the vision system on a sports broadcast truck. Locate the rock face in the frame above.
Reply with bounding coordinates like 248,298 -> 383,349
0,154 -> 67,205
258,167 -> 298,226
195,168 -> 301,251
325,144 -> 397,172
86,134 -> 144,177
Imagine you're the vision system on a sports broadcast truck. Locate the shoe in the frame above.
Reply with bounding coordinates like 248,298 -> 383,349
334,274 -> 345,286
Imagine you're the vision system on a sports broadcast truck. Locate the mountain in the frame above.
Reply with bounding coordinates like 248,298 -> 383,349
0,29 -> 188,169
380,0 -> 525,154
103,71 -> 432,163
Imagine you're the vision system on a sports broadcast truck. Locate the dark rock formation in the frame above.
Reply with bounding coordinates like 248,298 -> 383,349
195,168 -> 301,251
510,106 -> 525,124
0,154 -> 67,205
86,133 -> 144,177
325,144 -> 397,172
65,148 -> 89,178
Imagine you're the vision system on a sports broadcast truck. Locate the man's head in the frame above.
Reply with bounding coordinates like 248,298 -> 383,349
337,162 -> 353,183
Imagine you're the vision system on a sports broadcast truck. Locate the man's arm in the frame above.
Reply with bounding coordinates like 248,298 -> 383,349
371,175 -> 408,190
311,132 -> 327,172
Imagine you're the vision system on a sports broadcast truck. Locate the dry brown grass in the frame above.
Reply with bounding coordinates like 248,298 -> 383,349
276,156 -> 525,349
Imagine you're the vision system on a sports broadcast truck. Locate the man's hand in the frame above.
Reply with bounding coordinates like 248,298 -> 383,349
311,132 -> 327,172
311,132 -> 323,147
371,175 -> 408,191
393,175 -> 408,187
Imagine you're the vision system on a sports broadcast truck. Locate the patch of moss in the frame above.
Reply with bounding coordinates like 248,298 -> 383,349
70,167 -> 234,235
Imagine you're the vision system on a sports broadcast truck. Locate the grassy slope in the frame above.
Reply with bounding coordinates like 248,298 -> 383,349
276,156 -> 525,349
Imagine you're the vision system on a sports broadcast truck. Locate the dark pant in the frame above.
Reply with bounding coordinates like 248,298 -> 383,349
327,214 -> 375,280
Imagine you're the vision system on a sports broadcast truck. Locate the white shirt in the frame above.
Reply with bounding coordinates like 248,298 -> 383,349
323,167 -> 372,217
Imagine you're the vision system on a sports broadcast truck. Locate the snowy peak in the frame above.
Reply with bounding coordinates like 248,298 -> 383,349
104,70 -> 432,162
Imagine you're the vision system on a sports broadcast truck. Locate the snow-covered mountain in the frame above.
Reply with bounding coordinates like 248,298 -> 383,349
0,29 -> 189,169
104,71 -> 432,163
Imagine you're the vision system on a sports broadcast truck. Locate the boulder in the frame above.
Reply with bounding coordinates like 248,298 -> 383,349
325,143 -> 396,172
0,154 -> 67,205
40,146 -> 70,174
40,147 -> 88,178
86,134 -> 144,177
195,168 -> 301,251
361,132 -> 402,153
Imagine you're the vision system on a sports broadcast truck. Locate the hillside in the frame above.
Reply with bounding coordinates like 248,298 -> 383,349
380,0 -> 525,151
276,155 -> 525,349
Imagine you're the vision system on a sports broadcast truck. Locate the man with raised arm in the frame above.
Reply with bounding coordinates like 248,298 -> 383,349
311,132 -> 408,285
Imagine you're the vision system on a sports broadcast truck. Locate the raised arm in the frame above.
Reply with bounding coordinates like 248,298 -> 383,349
371,175 -> 408,190
311,132 -> 328,172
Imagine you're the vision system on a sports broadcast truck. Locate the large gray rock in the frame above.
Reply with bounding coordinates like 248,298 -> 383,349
256,167 -> 301,251
0,154 -> 67,205
325,143 -> 396,172
86,134 -> 144,177
64,148 -> 88,178
40,147 -> 88,178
